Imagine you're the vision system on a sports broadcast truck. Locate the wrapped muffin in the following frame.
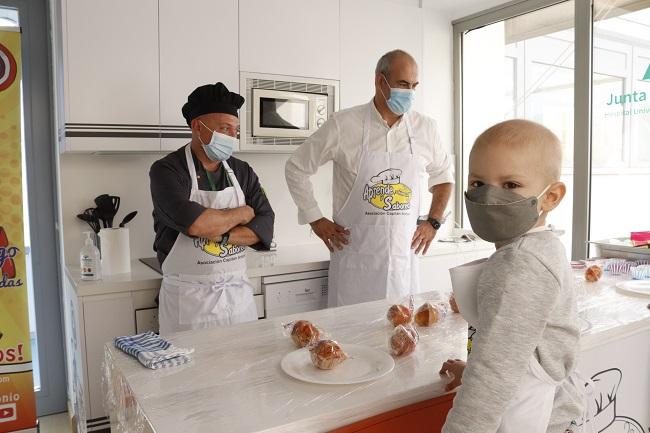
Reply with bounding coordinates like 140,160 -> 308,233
309,340 -> 348,370
585,265 -> 603,282
390,325 -> 419,357
414,302 -> 447,327
386,304 -> 413,327
285,320 -> 321,348
449,294 -> 460,314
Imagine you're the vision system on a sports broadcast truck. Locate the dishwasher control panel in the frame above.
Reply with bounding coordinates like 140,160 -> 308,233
263,269 -> 328,318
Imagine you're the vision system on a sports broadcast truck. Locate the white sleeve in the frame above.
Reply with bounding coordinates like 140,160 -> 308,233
426,118 -> 455,190
285,117 -> 339,225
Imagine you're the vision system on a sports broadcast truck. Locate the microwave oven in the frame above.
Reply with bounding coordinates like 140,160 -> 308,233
252,88 -> 328,139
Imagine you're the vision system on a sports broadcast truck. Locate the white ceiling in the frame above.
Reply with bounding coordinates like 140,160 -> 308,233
421,0 -> 516,20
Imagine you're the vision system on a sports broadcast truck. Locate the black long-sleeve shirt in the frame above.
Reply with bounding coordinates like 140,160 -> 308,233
150,145 -> 275,265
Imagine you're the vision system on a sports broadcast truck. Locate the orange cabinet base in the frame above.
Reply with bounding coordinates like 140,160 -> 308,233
330,393 -> 455,433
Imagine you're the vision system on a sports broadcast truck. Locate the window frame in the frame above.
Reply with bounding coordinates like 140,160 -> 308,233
452,0 -> 593,260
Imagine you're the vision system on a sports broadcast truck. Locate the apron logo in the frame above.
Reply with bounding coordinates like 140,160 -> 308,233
193,238 -> 245,259
0,227 -> 23,289
363,168 -> 412,211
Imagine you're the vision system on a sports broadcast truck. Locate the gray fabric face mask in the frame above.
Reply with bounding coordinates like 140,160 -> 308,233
464,184 -> 549,243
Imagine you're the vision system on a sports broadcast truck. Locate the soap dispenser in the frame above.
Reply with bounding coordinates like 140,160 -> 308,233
80,231 -> 101,281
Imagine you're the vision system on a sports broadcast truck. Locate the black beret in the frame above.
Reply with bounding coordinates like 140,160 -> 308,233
181,82 -> 245,125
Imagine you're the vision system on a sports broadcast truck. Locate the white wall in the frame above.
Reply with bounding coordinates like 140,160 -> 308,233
60,152 -> 333,264
60,1 -> 457,264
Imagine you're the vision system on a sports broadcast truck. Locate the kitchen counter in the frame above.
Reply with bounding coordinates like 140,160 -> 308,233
66,240 -> 494,296
103,274 -> 650,433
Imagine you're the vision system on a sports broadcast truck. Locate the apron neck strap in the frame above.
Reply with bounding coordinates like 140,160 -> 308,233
222,160 -> 246,207
185,144 -> 199,191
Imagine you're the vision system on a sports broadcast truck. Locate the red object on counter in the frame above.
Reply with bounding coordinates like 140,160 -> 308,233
631,231 -> 650,246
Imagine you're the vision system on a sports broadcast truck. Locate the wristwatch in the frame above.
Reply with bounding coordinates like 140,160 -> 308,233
220,230 -> 230,246
426,217 -> 442,230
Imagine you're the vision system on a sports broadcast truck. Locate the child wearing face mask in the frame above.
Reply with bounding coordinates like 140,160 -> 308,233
440,119 -> 588,433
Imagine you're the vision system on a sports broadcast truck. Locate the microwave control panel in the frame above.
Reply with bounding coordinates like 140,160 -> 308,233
314,96 -> 329,128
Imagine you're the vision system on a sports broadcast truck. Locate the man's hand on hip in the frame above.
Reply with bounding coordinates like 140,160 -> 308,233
310,218 -> 350,252
411,221 -> 437,255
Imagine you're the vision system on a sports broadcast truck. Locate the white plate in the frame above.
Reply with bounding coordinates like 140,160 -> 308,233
281,344 -> 395,385
616,280 -> 650,296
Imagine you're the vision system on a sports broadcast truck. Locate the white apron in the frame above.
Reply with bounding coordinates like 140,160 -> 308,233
449,228 -> 593,433
328,106 -> 422,307
158,144 -> 258,335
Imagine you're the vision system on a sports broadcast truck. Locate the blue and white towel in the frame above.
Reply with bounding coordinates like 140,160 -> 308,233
114,331 -> 194,370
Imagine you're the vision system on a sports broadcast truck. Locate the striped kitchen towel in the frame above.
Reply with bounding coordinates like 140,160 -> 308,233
114,331 -> 194,369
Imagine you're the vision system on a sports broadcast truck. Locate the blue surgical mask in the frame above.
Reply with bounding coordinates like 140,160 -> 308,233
198,121 -> 238,161
381,75 -> 415,115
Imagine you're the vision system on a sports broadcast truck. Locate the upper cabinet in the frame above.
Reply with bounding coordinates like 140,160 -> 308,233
159,0 -> 239,152
63,0 -> 161,151
339,0 -> 423,110
239,0 -> 340,80
58,0 -> 426,153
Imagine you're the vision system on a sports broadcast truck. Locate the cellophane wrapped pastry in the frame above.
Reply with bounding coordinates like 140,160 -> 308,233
585,265 -> 603,282
389,325 -> 419,357
414,302 -> 447,327
284,320 -> 322,348
309,340 -> 348,370
449,293 -> 460,314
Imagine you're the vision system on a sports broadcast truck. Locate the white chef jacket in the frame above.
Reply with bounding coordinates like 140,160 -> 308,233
285,100 -> 455,224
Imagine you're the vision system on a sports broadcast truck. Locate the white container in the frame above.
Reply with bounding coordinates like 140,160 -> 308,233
80,231 -> 101,281
99,227 -> 131,275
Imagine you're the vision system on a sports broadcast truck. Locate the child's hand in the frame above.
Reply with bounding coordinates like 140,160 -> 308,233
439,359 -> 466,391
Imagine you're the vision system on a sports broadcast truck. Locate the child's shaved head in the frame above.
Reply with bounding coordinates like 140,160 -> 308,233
471,119 -> 562,184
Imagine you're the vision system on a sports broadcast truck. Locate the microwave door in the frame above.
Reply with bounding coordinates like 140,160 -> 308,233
261,97 -> 308,130
252,90 -> 314,138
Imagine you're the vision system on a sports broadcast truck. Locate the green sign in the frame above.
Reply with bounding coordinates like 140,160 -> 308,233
644,63 -> 650,81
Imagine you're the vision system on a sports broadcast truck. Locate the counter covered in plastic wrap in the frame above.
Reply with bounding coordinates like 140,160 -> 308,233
103,274 -> 650,433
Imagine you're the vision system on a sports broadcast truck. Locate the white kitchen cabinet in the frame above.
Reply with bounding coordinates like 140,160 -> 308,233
159,0 -> 239,151
83,293 -> 137,420
239,0 -> 340,80
61,272 -> 89,431
62,267 -> 159,432
339,0 -> 423,110
418,246 -> 493,293
64,0 -> 160,127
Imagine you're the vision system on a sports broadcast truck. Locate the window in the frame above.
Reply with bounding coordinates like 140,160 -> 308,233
590,2 -> 650,244
455,0 -> 650,259
460,1 -> 576,255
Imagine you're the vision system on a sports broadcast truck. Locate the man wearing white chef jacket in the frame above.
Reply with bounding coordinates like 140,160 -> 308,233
285,50 -> 454,307
150,83 -> 275,335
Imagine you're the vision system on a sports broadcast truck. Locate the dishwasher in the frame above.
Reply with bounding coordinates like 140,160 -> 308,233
263,269 -> 328,318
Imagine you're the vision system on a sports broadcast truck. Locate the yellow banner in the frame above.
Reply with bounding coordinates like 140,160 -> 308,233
0,29 -> 37,432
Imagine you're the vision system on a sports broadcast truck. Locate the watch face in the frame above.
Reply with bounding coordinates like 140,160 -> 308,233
429,218 -> 441,229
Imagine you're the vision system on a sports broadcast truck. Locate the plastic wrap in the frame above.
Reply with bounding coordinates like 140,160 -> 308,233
101,275 -> 650,433
283,320 -> 324,348
385,296 -> 414,327
308,339 -> 349,369
389,325 -> 419,356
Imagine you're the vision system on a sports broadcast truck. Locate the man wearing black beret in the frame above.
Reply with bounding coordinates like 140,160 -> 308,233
150,82 -> 275,334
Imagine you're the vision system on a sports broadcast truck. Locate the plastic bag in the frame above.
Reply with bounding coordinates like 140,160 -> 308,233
309,339 -> 349,370
449,293 -> 460,314
386,295 -> 414,327
283,319 -> 324,348
389,325 -> 419,357
414,301 -> 449,327
585,265 -> 603,282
